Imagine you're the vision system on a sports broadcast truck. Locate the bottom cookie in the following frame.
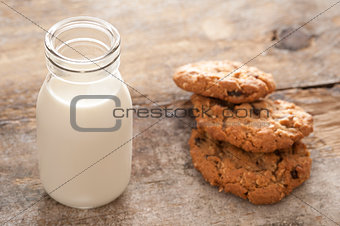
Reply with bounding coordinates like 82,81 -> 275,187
189,129 -> 312,205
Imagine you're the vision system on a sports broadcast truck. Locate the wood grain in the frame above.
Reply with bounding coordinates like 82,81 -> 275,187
0,0 -> 340,225
0,0 -> 340,103
1,86 -> 340,225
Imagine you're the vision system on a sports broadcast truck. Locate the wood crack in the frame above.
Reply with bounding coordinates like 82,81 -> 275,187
277,81 -> 340,91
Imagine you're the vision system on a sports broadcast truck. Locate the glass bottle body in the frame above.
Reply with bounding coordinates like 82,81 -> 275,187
36,17 -> 132,209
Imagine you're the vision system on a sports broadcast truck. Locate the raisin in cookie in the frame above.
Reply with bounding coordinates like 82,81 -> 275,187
191,94 -> 313,153
189,129 -> 312,205
173,60 -> 276,103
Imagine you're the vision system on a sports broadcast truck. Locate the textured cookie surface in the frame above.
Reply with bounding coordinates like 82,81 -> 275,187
189,129 -> 312,205
173,60 -> 276,103
191,94 -> 313,153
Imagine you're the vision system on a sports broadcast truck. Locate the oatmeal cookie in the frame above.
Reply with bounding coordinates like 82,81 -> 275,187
173,60 -> 276,103
189,129 -> 312,205
191,94 -> 313,153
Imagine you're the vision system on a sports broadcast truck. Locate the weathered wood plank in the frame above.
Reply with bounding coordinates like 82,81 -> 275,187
0,0 -> 340,105
1,0 -> 340,225
1,85 -> 340,225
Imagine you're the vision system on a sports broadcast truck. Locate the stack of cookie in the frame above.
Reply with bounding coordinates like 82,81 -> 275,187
173,60 -> 313,204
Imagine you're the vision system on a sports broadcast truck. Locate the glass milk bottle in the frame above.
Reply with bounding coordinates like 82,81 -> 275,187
36,17 -> 132,209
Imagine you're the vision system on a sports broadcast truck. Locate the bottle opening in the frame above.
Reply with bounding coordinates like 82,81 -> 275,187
45,16 -> 120,73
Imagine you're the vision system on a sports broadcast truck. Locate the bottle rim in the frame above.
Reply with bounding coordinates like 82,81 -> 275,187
44,16 -> 121,73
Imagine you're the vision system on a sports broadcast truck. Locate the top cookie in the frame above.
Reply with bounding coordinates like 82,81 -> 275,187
173,60 -> 276,103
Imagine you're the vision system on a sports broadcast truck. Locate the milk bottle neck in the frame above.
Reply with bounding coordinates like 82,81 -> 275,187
44,16 -> 121,83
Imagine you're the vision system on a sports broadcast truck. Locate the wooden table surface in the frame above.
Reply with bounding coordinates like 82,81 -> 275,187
1,0 -> 340,225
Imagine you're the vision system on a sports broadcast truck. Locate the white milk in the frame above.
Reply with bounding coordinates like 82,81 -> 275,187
37,73 -> 132,208
37,17 -> 132,209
